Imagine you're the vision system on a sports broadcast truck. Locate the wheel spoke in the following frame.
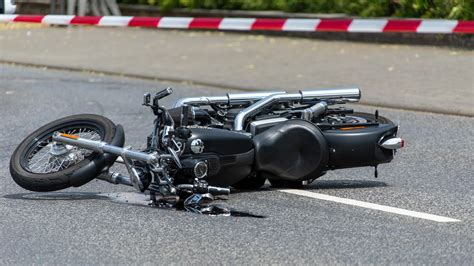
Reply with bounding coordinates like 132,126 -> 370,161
26,126 -> 102,174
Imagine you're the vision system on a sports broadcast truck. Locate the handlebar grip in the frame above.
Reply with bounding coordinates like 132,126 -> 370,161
155,87 -> 173,100
208,186 -> 230,196
177,184 -> 193,191
176,184 -> 230,196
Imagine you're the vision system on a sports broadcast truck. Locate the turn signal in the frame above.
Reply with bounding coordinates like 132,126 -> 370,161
380,137 -> 404,150
59,133 -> 79,140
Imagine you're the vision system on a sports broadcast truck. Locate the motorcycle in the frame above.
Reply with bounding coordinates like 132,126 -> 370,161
10,87 -> 404,214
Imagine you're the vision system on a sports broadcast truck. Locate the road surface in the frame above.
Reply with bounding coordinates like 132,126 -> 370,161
0,64 -> 472,264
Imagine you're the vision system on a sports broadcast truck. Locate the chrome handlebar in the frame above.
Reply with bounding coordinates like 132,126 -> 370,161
177,184 -> 231,196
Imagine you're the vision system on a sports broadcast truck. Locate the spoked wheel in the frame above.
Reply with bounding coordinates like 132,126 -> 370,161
25,127 -> 101,174
10,114 -> 124,192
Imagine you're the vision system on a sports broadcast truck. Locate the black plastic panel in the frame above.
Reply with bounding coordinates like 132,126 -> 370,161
323,124 -> 398,169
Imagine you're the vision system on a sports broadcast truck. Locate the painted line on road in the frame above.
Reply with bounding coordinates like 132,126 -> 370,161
279,189 -> 461,223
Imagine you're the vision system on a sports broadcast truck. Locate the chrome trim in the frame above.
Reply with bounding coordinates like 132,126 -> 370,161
190,139 -> 205,154
234,92 -> 294,131
301,101 -> 328,121
193,161 -> 208,179
233,88 -> 361,131
298,88 -> 361,102
97,171 -> 133,186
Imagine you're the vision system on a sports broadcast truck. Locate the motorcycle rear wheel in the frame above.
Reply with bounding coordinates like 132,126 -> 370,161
10,114 -> 124,192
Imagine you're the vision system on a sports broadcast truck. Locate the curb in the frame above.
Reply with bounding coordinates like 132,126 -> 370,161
1,15 -> 473,34
1,60 -> 472,118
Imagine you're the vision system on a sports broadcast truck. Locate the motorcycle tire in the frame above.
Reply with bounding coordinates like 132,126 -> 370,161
10,114 -> 125,192
268,179 -> 304,189
350,112 -> 391,125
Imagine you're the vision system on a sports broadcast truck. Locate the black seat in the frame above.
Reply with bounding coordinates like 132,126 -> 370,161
253,120 -> 328,181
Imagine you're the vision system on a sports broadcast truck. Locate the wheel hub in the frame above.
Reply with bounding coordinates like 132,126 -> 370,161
48,142 -> 69,156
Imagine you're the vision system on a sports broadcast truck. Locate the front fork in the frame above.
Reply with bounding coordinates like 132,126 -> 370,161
53,132 -> 163,191
52,132 -> 230,210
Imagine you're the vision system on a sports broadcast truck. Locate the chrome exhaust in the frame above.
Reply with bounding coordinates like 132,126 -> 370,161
233,87 -> 361,130
97,171 -> 133,186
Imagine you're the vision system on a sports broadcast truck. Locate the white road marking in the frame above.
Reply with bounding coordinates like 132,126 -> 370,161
279,189 -> 461,223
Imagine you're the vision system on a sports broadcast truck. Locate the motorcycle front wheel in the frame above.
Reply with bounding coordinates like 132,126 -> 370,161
10,114 -> 124,192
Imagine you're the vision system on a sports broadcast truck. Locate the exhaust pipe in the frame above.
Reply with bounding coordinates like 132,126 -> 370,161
233,87 -> 360,130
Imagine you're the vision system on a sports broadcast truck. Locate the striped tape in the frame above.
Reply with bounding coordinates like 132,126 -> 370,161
0,15 -> 473,34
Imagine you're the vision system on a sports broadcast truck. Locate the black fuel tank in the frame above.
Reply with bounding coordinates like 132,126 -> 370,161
184,127 -> 253,155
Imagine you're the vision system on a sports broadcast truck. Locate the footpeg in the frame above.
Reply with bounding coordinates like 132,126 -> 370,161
148,181 -> 178,207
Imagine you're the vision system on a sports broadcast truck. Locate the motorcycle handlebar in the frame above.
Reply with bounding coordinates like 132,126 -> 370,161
155,87 -> 173,100
177,184 -> 230,196
208,186 -> 231,196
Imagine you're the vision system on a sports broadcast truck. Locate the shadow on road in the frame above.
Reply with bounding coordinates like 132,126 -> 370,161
308,179 -> 388,190
3,191 -> 267,218
4,180 -> 387,201
3,192 -> 109,201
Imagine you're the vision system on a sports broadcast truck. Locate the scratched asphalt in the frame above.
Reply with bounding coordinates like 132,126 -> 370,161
0,65 -> 472,264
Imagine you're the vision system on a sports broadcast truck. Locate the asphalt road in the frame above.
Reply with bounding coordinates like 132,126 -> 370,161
0,64 -> 472,264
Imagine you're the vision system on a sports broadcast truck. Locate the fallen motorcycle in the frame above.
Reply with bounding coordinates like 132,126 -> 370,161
10,87 -> 403,214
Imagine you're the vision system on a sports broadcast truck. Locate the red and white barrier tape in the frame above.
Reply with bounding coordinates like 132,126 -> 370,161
1,15 -> 473,34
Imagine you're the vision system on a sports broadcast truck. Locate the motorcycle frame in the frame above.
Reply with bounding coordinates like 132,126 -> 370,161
52,87 -> 367,195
